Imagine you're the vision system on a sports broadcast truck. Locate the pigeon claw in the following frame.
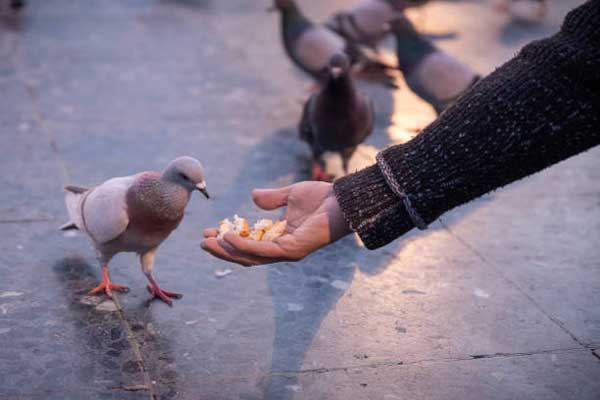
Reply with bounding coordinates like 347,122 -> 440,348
88,267 -> 129,299
146,284 -> 183,306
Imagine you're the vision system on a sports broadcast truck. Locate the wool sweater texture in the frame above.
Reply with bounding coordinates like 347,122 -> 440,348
333,0 -> 600,250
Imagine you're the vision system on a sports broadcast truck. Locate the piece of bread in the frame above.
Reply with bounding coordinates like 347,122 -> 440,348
216,216 -> 287,241
233,215 -> 250,237
249,219 -> 274,241
217,218 -> 233,239
262,220 -> 287,241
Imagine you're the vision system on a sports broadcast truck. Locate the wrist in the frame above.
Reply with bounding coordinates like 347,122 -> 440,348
333,163 -> 415,249
326,186 -> 352,242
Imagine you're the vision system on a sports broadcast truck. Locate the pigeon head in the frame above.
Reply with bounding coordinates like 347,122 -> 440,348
162,156 -> 209,199
328,53 -> 350,80
383,0 -> 428,11
268,0 -> 298,12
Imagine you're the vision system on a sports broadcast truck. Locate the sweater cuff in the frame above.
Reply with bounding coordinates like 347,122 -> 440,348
333,163 -> 415,250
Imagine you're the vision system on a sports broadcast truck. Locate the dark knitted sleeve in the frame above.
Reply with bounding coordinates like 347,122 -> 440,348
334,0 -> 600,250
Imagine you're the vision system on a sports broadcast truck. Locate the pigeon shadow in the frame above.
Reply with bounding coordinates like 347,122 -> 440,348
51,256 -> 180,399
499,18 -> 548,46
424,31 -> 459,41
0,5 -> 24,33
159,0 -> 212,11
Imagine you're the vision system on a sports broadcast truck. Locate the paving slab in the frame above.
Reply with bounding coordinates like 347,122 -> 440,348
441,148 -> 600,345
285,349 -> 600,400
0,0 -> 597,399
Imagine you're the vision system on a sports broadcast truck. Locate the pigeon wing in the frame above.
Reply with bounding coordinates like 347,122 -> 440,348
294,27 -> 347,73
82,176 -> 134,245
299,94 -> 316,144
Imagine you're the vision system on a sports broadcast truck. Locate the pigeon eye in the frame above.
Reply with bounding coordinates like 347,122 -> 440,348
179,173 -> 189,181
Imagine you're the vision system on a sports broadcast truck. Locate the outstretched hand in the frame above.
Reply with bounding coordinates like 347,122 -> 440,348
201,181 -> 352,266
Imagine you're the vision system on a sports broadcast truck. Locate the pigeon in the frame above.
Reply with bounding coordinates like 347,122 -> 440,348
497,0 -> 548,23
299,53 -> 374,181
269,0 -> 394,86
60,156 -> 209,306
326,0 -> 427,50
10,0 -> 25,9
391,15 -> 480,114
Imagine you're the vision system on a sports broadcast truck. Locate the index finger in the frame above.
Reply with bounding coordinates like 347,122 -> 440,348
223,232 -> 287,259
201,238 -> 272,267
203,228 -> 219,238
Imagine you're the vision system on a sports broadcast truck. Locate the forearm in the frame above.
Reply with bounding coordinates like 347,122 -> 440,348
334,0 -> 600,249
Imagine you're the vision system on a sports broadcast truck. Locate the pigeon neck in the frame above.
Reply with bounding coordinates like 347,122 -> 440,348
395,29 -> 436,76
157,178 -> 191,220
324,73 -> 355,100
281,5 -> 307,30
132,173 -> 190,222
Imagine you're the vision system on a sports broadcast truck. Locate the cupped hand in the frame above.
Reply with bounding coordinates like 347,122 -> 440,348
201,181 -> 352,266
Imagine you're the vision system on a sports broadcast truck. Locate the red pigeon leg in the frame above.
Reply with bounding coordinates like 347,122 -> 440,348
146,275 -> 182,306
88,265 -> 129,298
311,163 -> 334,182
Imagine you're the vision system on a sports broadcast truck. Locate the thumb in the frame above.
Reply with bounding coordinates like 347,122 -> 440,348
252,186 -> 292,210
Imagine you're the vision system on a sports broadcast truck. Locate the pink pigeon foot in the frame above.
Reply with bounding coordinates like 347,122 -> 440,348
146,284 -> 182,306
88,266 -> 129,299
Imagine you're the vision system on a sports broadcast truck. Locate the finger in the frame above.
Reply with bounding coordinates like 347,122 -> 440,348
223,232 -> 288,259
201,238 -> 259,266
252,186 -> 292,210
201,238 -> 277,267
203,228 -> 219,238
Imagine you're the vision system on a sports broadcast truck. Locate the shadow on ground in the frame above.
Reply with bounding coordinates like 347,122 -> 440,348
52,257 -> 181,399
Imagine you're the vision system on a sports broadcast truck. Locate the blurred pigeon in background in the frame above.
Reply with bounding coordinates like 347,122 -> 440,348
299,53 -> 374,181
61,156 -> 210,306
10,0 -> 25,9
326,0 -> 427,50
497,0 -> 548,23
269,0 -> 394,86
391,14 -> 480,114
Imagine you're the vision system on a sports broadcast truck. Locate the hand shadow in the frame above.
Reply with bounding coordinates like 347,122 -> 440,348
0,4 -> 25,33
216,75 -> 434,398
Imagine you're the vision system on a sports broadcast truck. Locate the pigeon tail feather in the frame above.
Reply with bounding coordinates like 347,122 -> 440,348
64,185 -> 88,194
59,221 -> 79,231
64,186 -> 88,231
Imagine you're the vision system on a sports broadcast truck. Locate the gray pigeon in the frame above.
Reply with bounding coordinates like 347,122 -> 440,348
497,0 -> 547,23
299,53 -> 374,181
11,0 -> 25,10
269,0 -> 394,86
326,0 -> 427,50
391,15 -> 480,114
61,156 -> 209,306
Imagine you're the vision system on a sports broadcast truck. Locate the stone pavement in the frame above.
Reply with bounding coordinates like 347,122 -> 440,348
0,0 -> 598,399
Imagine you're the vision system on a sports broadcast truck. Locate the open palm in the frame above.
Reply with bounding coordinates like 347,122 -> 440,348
201,182 -> 351,266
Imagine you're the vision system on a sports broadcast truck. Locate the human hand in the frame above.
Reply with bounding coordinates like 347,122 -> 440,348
201,181 -> 352,266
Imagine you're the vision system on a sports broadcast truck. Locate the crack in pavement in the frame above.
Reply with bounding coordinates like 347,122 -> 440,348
111,292 -> 159,400
12,25 -> 158,400
0,217 -> 55,224
438,219 -> 588,349
13,42 -> 164,400
264,346 -> 588,378
13,37 -> 70,186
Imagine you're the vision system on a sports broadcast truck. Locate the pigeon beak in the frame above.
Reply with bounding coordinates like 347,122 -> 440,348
196,182 -> 210,199
330,66 -> 343,79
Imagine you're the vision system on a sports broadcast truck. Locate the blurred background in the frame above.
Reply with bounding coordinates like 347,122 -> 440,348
1,0 -> 598,399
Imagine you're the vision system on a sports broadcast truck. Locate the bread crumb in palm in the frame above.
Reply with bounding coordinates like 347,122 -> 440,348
217,216 -> 286,241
